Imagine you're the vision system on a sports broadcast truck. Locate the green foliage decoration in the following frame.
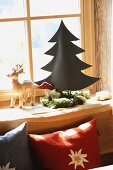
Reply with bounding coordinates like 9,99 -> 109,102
40,90 -> 89,108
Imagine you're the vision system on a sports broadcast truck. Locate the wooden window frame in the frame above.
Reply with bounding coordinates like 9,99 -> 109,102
0,0 -> 96,104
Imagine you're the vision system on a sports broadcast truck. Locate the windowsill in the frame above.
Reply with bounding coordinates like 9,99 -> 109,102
0,96 -> 112,133
0,96 -> 112,119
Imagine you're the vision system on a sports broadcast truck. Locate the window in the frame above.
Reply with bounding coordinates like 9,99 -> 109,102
0,0 -> 95,102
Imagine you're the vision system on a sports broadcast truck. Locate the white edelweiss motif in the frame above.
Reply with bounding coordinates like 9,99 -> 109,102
0,162 -> 15,170
68,149 -> 89,169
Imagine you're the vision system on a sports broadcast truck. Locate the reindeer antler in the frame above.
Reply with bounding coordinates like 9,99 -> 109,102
12,64 -> 24,74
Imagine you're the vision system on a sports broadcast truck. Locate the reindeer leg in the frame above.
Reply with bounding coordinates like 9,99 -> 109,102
30,93 -> 35,106
19,96 -> 23,108
10,95 -> 16,108
23,93 -> 27,105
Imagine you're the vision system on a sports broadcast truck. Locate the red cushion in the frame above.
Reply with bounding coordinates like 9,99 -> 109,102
28,119 -> 101,170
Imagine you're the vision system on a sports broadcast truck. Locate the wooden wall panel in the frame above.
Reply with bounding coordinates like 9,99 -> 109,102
94,0 -> 112,91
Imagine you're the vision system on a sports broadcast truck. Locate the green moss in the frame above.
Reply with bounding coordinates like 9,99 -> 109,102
60,90 -> 90,99
40,90 -> 89,108
40,97 -> 74,108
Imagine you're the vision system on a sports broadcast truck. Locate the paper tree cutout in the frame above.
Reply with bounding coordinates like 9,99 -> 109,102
35,20 -> 100,91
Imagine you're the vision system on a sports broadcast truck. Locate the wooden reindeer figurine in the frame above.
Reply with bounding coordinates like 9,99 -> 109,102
7,64 -> 39,108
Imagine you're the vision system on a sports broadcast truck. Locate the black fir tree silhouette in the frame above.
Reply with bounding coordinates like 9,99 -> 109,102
36,20 -> 100,91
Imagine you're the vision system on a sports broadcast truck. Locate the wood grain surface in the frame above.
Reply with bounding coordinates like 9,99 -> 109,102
94,0 -> 112,91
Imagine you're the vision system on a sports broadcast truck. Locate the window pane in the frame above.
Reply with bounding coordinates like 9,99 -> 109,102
31,18 -> 81,82
30,0 -> 80,16
0,0 -> 26,18
0,21 -> 29,90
